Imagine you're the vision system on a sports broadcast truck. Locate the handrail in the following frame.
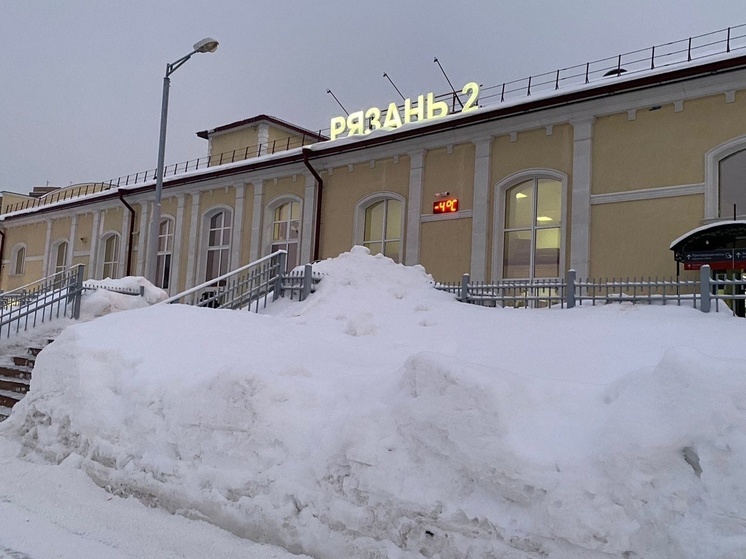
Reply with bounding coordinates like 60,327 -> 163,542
0,267 -> 73,298
160,250 -> 286,305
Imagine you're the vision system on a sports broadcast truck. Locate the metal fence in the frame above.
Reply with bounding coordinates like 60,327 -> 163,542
436,266 -> 746,315
161,251 -> 322,311
0,265 -> 85,338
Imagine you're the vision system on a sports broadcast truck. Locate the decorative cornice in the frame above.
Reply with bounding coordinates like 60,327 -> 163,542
591,183 -> 704,205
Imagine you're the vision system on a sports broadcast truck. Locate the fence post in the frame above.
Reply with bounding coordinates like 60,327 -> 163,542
566,269 -> 576,309
72,264 -> 85,319
699,265 -> 711,313
273,252 -> 287,301
302,263 -> 313,302
460,273 -> 470,303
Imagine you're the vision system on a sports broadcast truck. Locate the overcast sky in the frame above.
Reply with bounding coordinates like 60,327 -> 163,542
1,0 -> 744,193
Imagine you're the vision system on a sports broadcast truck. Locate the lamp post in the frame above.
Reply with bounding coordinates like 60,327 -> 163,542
146,37 -> 219,285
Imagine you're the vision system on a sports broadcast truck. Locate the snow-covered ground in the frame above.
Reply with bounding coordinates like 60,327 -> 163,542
1,247 -> 745,558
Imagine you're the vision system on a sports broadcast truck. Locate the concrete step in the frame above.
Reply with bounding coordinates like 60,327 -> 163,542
0,405 -> 12,421
12,356 -> 35,368
0,389 -> 23,409
0,377 -> 29,394
0,366 -> 32,381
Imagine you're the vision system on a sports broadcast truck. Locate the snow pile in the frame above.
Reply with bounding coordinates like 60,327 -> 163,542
0,275 -> 165,358
3,247 -> 746,558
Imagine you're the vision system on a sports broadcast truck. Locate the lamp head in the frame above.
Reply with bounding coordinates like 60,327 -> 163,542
193,37 -> 219,53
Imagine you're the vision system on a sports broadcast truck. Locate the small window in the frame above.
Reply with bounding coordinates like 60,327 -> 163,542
53,241 -> 68,275
719,148 -> 746,218
271,201 -> 300,271
503,178 -> 562,279
156,218 -> 174,289
101,235 -> 120,279
12,246 -> 25,276
363,198 -> 402,262
205,210 -> 231,281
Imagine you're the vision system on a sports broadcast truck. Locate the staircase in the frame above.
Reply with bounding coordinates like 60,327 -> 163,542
0,343 -> 45,421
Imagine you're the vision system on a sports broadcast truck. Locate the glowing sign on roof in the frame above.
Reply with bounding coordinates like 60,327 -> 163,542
330,82 -> 479,141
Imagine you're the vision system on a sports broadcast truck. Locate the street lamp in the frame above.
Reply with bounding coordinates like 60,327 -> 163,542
146,37 -> 219,285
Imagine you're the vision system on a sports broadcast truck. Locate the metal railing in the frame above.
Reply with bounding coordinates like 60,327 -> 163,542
161,251 -> 322,312
5,25 -> 744,218
436,266 -> 742,314
0,265 -> 85,338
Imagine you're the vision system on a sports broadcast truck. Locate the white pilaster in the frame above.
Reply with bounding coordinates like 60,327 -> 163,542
405,150 -> 425,266
257,124 -> 269,156
249,181 -> 264,261
470,137 -> 492,281
119,206 -> 130,278
88,211 -> 101,279
185,192 -> 201,289
67,215 -> 78,269
41,220 -> 52,277
231,184 -> 246,268
170,194 -> 186,293
135,202 -> 149,276
301,173 -> 316,264
570,118 -> 594,279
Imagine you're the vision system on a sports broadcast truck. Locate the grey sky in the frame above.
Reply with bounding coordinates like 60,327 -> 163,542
1,0 -> 744,193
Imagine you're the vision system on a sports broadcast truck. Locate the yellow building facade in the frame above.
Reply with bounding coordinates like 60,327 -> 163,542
2,43 -> 746,295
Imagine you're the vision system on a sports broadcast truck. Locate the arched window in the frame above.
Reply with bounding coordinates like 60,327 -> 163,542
497,173 -> 564,280
205,209 -> 232,281
719,148 -> 746,218
156,218 -> 174,289
271,201 -> 300,271
51,240 -> 68,275
100,234 -> 120,279
11,245 -> 26,276
356,194 -> 404,263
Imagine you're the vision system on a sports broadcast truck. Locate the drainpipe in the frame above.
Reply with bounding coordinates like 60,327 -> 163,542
0,229 -> 5,288
117,191 -> 136,276
302,148 -> 324,261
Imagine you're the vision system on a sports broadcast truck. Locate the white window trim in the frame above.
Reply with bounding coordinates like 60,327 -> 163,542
10,243 -> 27,276
98,232 -> 121,279
49,239 -> 69,276
263,195 -> 303,266
199,205 -> 233,283
354,192 -> 406,261
492,169 -> 568,281
705,135 -> 746,221
156,215 -> 175,291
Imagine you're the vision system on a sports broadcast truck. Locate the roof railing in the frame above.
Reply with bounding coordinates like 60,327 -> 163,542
4,25 -> 745,217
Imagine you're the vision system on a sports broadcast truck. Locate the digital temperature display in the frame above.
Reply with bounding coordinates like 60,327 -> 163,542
433,198 -> 459,214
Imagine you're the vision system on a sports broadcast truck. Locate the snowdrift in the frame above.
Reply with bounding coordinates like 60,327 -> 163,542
3,247 -> 746,558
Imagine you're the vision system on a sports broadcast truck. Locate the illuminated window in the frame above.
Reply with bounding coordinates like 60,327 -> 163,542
719,148 -> 746,218
503,178 -> 562,279
362,197 -> 402,262
156,218 -> 174,289
205,210 -> 232,281
11,245 -> 26,275
52,241 -> 68,275
101,234 -> 120,279
271,201 -> 300,271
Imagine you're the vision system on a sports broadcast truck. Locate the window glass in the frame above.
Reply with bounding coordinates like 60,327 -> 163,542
271,201 -> 301,271
719,149 -> 746,217
55,242 -> 68,274
206,211 -> 231,282
362,198 -> 402,263
502,177 -> 562,279
157,219 -> 174,289
102,236 -> 119,279
14,247 -> 25,275
505,180 -> 533,229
